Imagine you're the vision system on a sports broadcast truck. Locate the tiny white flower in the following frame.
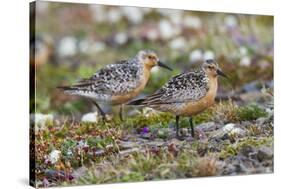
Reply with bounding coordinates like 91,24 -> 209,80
189,49 -> 203,62
67,149 -> 73,156
169,37 -> 187,50
107,8 -> 122,23
239,46 -> 248,56
159,20 -> 179,40
143,107 -> 158,117
183,15 -> 202,29
89,4 -> 106,22
81,112 -> 99,123
48,150 -> 61,164
240,56 -> 251,67
204,50 -> 215,60
225,15 -> 238,28
78,39 -> 90,54
121,7 -> 143,24
58,36 -> 77,57
90,41 -> 105,53
34,113 -> 53,133
147,29 -> 158,41
114,32 -> 128,45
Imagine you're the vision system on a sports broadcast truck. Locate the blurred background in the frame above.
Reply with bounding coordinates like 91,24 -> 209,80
31,1 -> 273,117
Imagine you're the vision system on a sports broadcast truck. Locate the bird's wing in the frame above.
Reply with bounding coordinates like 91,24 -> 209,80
66,60 -> 141,95
141,71 -> 209,105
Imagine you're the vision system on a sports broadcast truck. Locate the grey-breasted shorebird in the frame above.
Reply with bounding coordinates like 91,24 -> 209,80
58,50 -> 172,121
128,59 -> 227,138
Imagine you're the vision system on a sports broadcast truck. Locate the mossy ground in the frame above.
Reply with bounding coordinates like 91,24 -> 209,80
34,100 -> 273,187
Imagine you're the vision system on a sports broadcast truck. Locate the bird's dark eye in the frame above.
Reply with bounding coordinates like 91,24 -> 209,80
208,66 -> 213,69
148,55 -> 153,59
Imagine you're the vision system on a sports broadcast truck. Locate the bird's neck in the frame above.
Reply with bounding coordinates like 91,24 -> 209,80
207,75 -> 218,98
141,64 -> 152,83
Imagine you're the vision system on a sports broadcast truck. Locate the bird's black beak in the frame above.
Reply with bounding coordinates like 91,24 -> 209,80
158,61 -> 173,71
217,69 -> 228,78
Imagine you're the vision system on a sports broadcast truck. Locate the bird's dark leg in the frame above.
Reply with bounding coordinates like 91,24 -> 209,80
189,117 -> 195,137
176,115 -> 180,138
91,100 -> 106,121
119,104 -> 124,121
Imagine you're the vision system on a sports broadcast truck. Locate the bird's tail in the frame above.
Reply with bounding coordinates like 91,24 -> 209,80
57,85 -> 72,90
127,98 -> 146,106
56,86 -> 78,94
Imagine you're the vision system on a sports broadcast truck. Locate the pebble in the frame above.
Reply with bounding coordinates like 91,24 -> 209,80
81,112 -> 98,123
119,147 -> 140,155
257,146 -> 273,162
118,141 -> 138,149
196,122 -> 217,132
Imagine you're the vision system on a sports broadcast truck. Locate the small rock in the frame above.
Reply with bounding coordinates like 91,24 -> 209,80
146,140 -> 164,147
94,149 -> 106,156
241,81 -> 260,93
118,141 -> 138,149
223,123 -> 246,136
257,146 -> 273,162
223,123 -> 236,132
240,145 -> 255,157
34,113 -> 53,126
119,147 -> 140,155
72,166 -> 87,179
196,122 -> 217,132
140,133 -> 152,139
81,112 -> 98,123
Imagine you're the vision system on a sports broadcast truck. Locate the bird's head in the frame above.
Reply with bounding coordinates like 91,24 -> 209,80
137,50 -> 172,71
202,59 -> 228,78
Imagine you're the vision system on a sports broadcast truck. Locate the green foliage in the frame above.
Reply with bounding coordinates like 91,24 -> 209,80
211,100 -> 268,123
219,137 -> 273,159
236,104 -> 268,121
126,112 -> 173,129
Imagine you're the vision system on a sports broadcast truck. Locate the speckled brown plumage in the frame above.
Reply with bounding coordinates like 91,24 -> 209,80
129,59 -> 227,138
58,49 -> 172,121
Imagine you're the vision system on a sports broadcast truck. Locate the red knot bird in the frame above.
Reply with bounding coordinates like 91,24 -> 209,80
128,59 -> 227,138
58,50 -> 172,121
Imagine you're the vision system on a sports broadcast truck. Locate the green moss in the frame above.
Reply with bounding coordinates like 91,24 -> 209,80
76,149 -> 198,184
120,172 -> 145,182
219,136 -> 273,159
125,112 -> 173,129
236,104 -> 268,121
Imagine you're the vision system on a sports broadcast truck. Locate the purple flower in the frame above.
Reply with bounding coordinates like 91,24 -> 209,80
141,127 -> 149,134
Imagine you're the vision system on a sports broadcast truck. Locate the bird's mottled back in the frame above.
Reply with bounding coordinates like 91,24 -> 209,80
138,70 -> 209,105
66,58 -> 143,98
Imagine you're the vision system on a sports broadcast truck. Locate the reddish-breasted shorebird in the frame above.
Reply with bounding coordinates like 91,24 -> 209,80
58,50 -> 172,121
129,59 -> 227,138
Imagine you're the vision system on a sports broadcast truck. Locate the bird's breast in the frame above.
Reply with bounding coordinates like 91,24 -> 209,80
111,67 -> 151,105
177,77 -> 218,116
